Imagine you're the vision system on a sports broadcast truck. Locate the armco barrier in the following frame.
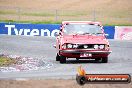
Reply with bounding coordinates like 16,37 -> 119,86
0,22 -> 115,39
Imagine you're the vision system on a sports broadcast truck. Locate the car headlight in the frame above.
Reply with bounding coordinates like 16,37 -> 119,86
67,44 -> 73,48
99,45 -> 105,49
73,44 -> 78,48
62,44 -> 66,49
105,44 -> 109,49
94,45 -> 98,49
84,45 -> 88,49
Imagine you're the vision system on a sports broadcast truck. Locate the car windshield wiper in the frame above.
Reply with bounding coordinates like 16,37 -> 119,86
96,33 -> 103,34
91,33 -> 103,35
81,32 -> 92,35
95,33 -> 103,35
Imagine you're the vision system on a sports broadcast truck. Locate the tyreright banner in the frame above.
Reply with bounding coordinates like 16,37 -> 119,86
114,26 -> 132,40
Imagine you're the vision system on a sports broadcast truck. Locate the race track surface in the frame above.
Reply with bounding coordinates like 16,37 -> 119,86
0,35 -> 132,79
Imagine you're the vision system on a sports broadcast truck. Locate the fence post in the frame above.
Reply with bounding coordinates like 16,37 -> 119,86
93,9 -> 96,22
17,7 -> 21,21
55,9 -> 58,21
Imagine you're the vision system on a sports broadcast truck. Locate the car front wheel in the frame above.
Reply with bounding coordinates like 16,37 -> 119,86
101,57 -> 108,63
95,58 -> 101,62
56,53 -> 60,61
76,58 -> 79,61
60,55 -> 66,64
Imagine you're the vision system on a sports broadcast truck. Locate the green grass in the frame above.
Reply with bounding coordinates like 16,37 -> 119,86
0,56 -> 16,66
0,10 -> 87,17
0,20 -> 132,26
0,20 -> 61,24
0,10 -> 16,15
21,12 -> 54,16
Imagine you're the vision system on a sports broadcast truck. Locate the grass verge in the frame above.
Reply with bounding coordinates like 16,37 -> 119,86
0,20 -> 61,24
0,20 -> 132,26
0,56 -> 16,67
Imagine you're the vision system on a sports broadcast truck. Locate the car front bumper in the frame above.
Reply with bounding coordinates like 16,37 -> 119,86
59,49 -> 112,58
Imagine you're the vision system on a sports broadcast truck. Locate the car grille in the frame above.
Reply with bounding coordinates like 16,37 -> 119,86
70,44 -> 94,49
66,43 -> 105,49
77,44 -> 94,49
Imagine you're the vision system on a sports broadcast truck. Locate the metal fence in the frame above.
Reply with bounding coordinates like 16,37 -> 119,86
0,6 -> 132,25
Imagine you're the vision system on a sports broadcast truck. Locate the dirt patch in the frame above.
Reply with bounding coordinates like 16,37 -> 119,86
0,0 -> 131,11
0,79 -> 131,88
0,0 -> 132,25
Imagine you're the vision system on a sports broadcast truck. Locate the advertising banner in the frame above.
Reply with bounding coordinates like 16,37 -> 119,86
0,22 -> 115,39
103,26 -> 115,39
0,23 -> 60,37
114,26 -> 132,40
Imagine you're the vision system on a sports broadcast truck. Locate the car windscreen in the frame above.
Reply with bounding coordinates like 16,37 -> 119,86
63,24 -> 102,35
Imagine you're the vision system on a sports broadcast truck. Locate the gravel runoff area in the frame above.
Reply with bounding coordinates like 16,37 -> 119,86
0,54 -> 53,72
0,35 -> 132,88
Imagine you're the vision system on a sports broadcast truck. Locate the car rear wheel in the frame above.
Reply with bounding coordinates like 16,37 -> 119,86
60,55 -> 66,64
101,57 -> 108,63
56,53 -> 60,61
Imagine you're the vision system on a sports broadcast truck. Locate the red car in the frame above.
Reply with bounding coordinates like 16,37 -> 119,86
54,21 -> 111,63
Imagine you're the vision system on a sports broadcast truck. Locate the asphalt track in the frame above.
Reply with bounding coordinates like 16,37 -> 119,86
0,35 -> 132,79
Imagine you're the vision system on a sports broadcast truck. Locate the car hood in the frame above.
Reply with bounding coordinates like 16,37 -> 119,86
62,35 -> 108,44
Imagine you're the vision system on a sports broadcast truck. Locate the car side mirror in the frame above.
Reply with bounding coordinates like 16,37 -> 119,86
54,32 -> 59,37
53,44 -> 56,48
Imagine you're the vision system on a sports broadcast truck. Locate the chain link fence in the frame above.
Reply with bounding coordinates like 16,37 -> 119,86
0,6 -> 132,25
